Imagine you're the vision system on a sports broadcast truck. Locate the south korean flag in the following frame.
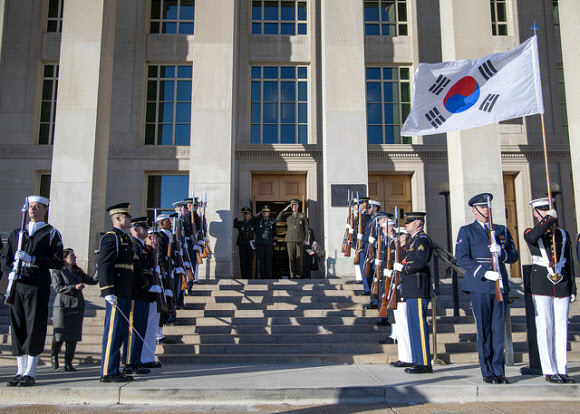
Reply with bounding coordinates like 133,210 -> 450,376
401,36 -> 544,136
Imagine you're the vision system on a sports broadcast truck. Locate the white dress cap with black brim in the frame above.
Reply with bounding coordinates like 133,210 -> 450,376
27,195 -> 49,206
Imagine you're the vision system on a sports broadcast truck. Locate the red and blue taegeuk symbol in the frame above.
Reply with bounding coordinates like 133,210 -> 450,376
443,76 -> 480,113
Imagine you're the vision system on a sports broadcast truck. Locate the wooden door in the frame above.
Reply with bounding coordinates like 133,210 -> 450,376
503,174 -> 521,279
368,174 -> 412,219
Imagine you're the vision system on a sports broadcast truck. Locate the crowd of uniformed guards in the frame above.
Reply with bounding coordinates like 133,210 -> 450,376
0,195 -> 211,385
341,192 -> 577,383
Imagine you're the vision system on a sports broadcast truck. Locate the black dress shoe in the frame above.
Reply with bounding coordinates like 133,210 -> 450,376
141,361 -> 163,368
545,374 -> 565,383
390,360 -> 413,368
496,375 -> 510,384
483,376 -> 499,384
6,375 -> 21,387
374,320 -> 391,327
379,337 -> 397,345
360,291 -> 370,296
560,374 -> 576,383
18,376 -> 35,387
405,365 -> 433,374
363,304 -> 378,310
100,374 -> 134,383
157,337 -> 176,344
123,365 -> 151,375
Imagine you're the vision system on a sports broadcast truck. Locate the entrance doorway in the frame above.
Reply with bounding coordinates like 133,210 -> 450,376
252,174 -> 307,279
368,174 -> 412,220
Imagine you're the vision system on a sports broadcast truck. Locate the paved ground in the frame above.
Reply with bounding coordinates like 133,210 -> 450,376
0,362 -> 578,408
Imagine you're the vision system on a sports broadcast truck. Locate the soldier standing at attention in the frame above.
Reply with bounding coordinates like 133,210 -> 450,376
98,203 -> 136,383
277,199 -> 308,279
455,193 -> 518,384
234,207 -> 254,279
393,212 -> 433,374
251,205 -> 276,279
524,197 -> 576,383
1,196 -> 63,387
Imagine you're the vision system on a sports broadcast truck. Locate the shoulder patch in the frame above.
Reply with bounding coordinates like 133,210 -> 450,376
525,228 -> 532,234
418,244 -> 424,251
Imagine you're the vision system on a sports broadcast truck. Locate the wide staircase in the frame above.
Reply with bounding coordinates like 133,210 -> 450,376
1,275 -> 579,366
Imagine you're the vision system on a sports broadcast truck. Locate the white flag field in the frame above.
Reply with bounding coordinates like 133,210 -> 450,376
401,36 -> 544,136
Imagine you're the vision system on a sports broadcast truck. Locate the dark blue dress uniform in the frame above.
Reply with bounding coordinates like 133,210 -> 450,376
398,213 -> 433,372
98,203 -> 135,380
455,193 -> 518,382
234,208 -> 255,279
361,210 -> 389,307
251,206 -> 276,279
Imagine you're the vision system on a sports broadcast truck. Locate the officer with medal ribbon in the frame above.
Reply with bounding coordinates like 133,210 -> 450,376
524,197 -> 576,383
98,202 -> 136,382
1,195 -> 64,387
277,199 -> 308,279
251,205 -> 276,279
234,207 -> 255,279
455,193 -> 518,384
393,212 -> 433,374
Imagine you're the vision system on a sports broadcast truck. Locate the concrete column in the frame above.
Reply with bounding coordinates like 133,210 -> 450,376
439,0 -> 506,243
559,0 -> 580,230
321,1 -> 368,278
189,0 -> 236,278
49,0 -> 117,271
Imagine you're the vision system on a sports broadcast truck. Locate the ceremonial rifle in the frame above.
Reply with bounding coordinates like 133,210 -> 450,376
152,209 -> 169,314
353,193 -> 363,265
341,190 -> 351,255
202,193 -> 212,258
362,224 -> 375,278
486,195 -> 504,302
5,198 -> 28,305
345,191 -> 354,256
371,218 -> 381,299
378,226 -> 392,317
173,212 -> 191,290
387,207 -> 400,310
190,190 -> 203,265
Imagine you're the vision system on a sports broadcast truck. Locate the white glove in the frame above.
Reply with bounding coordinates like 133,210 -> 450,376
357,233 -> 363,240
346,223 -> 352,230
374,259 -> 382,266
384,269 -> 393,277
484,271 -> 500,281
148,284 -> 162,294
104,294 -> 117,306
368,236 -> 376,244
204,237 -> 209,242
155,265 -> 161,275
8,271 -> 18,281
199,240 -> 205,246
546,209 -> 558,219
175,267 -> 185,275
393,262 -> 404,272
489,243 -> 501,254
571,294 -> 576,303
164,289 -> 174,298
15,250 -> 33,263
184,261 -> 192,269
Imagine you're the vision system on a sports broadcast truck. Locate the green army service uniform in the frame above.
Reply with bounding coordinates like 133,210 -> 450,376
277,209 -> 308,279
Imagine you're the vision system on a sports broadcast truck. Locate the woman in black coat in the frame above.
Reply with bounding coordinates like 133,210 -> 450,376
51,248 -> 97,371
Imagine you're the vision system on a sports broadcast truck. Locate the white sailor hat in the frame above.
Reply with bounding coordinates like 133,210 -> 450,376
368,200 -> 383,208
27,195 -> 49,206
529,197 -> 554,210
156,214 -> 170,222
396,227 -> 408,234
387,219 -> 396,226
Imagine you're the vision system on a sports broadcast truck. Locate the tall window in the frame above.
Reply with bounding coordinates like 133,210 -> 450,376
366,67 -> 411,144
39,64 -> 59,145
250,66 -> 308,144
251,0 -> 307,35
47,0 -> 64,32
150,0 -> 195,34
39,174 -> 51,199
146,174 -> 189,222
558,67 -> 569,142
364,0 -> 408,36
145,65 -> 192,146
490,0 -> 508,36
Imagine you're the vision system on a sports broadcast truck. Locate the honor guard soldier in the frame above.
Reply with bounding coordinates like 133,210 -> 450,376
234,207 -> 255,278
251,205 -> 276,279
156,214 -> 177,327
393,212 -> 433,374
277,199 -> 308,279
124,217 -> 162,375
360,201 -> 385,309
1,196 -> 64,387
524,197 -> 576,383
98,203 -> 136,383
353,197 -> 370,289
455,193 -> 518,384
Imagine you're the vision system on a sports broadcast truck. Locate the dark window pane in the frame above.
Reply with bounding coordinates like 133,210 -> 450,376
383,83 -> 398,102
401,84 -> 410,102
251,82 -> 261,101
298,82 -> 307,101
364,2 -> 379,21
41,102 -> 52,122
264,23 -> 278,34
402,103 -> 411,121
382,24 -> 395,36
281,103 -> 296,123
383,68 -> 396,80
398,2 -> 407,21
164,1 -> 179,19
160,124 -> 173,145
48,0 -> 59,17
264,67 -> 278,79
281,23 -> 295,35
181,4 -> 195,19
251,103 -> 261,123
297,23 -> 307,34
252,23 -> 262,34
298,103 -> 307,123
151,0 -> 161,19
384,104 -> 398,124
163,22 -> 177,33
263,103 -> 278,123
161,81 -> 175,101
366,83 -> 381,102
252,1 -> 262,20
146,103 -> 157,122
263,81 -> 278,101
150,22 -> 160,33
175,124 -> 190,145
263,124 -> 278,143
147,81 -> 158,101
47,21 -> 58,32
251,67 -> 261,79
298,125 -> 307,144
367,103 -> 382,124
251,124 -> 261,143
281,67 -> 295,79
148,66 -> 158,77
179,22 -> 194,34
367,125 -> 382,144
384,126 -> 398,144
281,125 -> 296,143
39,124 -> 50,145
175,103 -> 190,122
382,3 -> 396,22
497,5 -> 506,21
366,67 -> 380,80
280,82 -> 295,101
298,67 -> 307,79
159,102 -> 174,123
44,65 -> 54,77
498,25 -> 507,35
177,65 -> 192,78
42,80 -> 54,100
281,2 -> 295,20
400,68 -> 410,80
365,24 -> 380,35
161,66 -> 175,78
398,24 -> 408,36
176,81 -> 192,100
298,2 -> 307,20
264,1 -> 278,20
39,175 -> 51,198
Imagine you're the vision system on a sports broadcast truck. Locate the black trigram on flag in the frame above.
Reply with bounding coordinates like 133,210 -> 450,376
428,75 -> 451,96
479,94 -> 500,112
425,107 -> 446,128
478,60 -> 497,81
